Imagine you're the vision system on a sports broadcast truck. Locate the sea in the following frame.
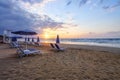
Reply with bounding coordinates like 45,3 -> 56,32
18,38 -> 120,48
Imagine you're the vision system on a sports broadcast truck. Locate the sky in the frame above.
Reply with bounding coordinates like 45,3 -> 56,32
0,0 -> 120,38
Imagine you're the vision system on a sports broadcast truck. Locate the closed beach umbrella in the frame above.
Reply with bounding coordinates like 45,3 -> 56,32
11,37 -> 17,42
37,37 -> 40,42
56,35 -> 60,44
32,38 -> 34,42
25,37 -> 27,42
28,37 -> 30,42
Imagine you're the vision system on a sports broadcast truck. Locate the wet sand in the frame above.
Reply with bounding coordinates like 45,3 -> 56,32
0,43 -> 120,80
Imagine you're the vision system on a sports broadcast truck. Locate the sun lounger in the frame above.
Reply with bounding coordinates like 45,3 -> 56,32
55,44 -> 65,51
50,43 -> 65,51
10,42 -> 22,48
35,42 -> 41,46
17,47 -> 41,58
50,43 -> 55,48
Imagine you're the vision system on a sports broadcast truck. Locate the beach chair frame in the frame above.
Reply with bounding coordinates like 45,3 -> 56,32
17,47 -> 41,58
55,44 -> 65,51
10,42 -> 22,48
50,43 -> 55,48
50,43 -> 65,51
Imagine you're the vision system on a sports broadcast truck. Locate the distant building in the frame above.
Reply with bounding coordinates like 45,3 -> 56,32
0,35 -> 3,43
3,30 -> 12,43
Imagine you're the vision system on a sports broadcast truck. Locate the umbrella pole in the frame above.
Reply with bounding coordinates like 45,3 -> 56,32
26,36 -> 27,50
26,42 -> 27,49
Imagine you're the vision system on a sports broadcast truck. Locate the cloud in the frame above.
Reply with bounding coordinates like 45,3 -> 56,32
103,31 -> 120,37
66,0 -> 90,6
103,1 -> 120,11
0,0 -> 30,30
20,0 -> 55,8
22,0 -> 43,4
32,15 -> 64,33
79,0 -> 89,7
67,0 -> 120,11
83,31 -> 120,38
66,0 -> 72,6
0,0 -> 63,34
18,0 -> 56,16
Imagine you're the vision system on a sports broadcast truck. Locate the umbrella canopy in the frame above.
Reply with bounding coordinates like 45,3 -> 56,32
12,30 -> 37,35
56,35 -> 60,44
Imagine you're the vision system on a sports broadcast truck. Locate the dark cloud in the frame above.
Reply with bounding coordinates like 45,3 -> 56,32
22,0 -> 43,4
0,0 -> 33,33
79,0 -> 88,7
0,0 -> 12,9
0,0 -> 63,34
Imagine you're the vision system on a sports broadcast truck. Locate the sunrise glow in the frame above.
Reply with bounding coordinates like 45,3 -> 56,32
44,33 -> 50,39
0,0 -> 120,38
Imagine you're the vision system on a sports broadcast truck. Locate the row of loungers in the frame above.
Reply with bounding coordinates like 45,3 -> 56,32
9,42 -> 41,58
9,42 -> 22,48
9,42 -> 65,58
24,42 -> 42,46
10,41 -> 42,48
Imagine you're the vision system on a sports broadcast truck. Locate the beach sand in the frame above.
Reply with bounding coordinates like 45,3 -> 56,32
0,43 -> 120,80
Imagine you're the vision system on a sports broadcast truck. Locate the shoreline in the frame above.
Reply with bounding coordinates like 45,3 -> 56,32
1,42 -> 120,54
59,43 -> 120,54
